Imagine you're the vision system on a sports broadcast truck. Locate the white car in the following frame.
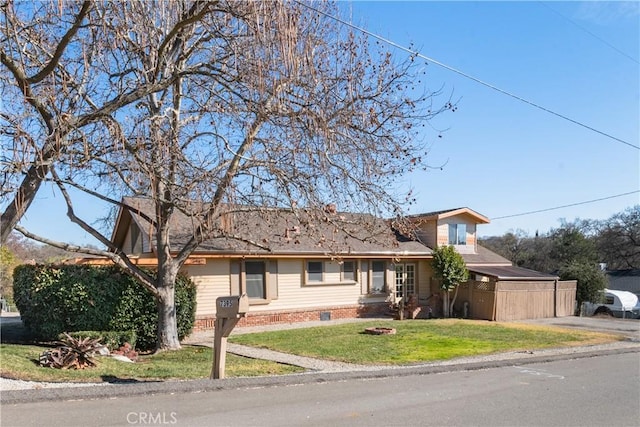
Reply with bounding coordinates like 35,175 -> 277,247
582,289 -> 640,319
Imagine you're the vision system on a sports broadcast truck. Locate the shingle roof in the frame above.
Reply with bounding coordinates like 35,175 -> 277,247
461,245 -> 513,266
468,265 -> 558,280
119,197 -> 432,257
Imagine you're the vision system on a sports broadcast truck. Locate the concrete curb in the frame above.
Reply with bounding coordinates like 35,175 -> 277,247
2,342 -> 638,405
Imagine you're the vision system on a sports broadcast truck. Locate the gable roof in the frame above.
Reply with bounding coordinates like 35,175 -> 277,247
409,207 -> 490,224
113,197 -> 432,257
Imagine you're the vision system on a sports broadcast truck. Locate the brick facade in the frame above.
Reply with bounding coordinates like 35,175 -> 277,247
193,303 -> 389,332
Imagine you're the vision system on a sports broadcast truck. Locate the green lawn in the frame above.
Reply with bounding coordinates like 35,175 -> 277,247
229,319 -> 621,365
0,344 -> 302,383
1,319 -> 621,383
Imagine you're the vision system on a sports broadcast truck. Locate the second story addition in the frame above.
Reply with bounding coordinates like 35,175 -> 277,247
410,207 -> 490,254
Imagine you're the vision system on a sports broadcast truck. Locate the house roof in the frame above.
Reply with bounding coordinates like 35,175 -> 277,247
461,245 -> 513,266
409,207 -> 490,224
115,197 -> 432,257
469,265 -> 558,280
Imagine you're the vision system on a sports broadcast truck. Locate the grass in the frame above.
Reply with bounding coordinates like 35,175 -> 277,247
229,319 -> 622,365
1,319 -> 622,382
0,344 -> 302,383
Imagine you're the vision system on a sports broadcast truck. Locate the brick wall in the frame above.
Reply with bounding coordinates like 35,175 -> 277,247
193,303 -> 389,331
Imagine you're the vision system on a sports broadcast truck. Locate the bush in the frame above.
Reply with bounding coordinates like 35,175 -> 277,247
558,261 -> 607,307
13,265 -> 196,350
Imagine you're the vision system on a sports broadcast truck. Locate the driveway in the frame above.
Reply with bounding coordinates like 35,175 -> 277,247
518,316 -> 640,341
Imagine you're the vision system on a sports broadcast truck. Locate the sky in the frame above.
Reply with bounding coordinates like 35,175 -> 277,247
12,1 -> 640,246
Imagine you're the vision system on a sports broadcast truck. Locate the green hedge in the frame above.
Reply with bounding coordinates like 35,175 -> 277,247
13,264 -> 196,350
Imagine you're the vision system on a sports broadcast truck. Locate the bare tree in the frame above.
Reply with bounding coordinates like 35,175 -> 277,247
593,206 -> 640,270
1,0 -> 455,350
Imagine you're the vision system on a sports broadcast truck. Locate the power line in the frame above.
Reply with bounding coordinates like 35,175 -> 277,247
538,1 -> 639,65
297,1 -> 640,151
491,190 -> 640,220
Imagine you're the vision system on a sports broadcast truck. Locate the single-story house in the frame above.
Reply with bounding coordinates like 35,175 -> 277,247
104,198 -> 576,329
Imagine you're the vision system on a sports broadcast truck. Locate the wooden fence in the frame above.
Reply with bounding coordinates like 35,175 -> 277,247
454,279 -> 577,321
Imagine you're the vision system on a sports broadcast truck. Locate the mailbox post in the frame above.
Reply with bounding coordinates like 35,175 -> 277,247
211,294 -> 249,379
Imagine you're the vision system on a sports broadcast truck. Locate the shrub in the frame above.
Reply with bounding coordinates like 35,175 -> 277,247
13,265 -> 196,350
39,333 -> 104,370
60,330 -> 137,351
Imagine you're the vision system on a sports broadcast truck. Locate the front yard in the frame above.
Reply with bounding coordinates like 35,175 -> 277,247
229,319 -> 621,365
0,319 -> 621,383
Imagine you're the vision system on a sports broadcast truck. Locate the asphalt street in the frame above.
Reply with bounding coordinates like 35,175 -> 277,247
2,352 -> 638,427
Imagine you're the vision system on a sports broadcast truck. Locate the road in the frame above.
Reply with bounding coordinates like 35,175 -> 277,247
2,352 -> 638,427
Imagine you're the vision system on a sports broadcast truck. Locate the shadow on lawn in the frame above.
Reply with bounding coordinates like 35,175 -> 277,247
0,317 -> 36,344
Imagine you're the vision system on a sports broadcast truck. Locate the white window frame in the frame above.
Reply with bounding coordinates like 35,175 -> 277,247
395,263 -> 416,299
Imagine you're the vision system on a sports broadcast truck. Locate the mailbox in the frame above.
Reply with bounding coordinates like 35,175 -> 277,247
216,294 -> 249,318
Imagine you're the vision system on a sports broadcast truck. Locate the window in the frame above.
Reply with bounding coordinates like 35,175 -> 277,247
245,261 -> 266,299
371,261 -> 386,294
307,261 -> 324,283
341,261 -> 355,281
395,264 -> 415,298
448,224 -> 467,245
230,260 -> 277,303
130,224 -> 141,253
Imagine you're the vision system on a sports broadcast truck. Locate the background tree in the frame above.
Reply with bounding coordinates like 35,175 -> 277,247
0,244 -> 18,309
558,261 -> 607,307
592,206 -> 640,270
548,221 -> 598,271
1,1 -> 455,350
431,245 -> 468,318
481,216 -> 613,307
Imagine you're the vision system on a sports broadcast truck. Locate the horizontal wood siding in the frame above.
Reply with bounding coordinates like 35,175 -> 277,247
186,260 -> 230,317
249,259 -> 363,313
416,220 -> 437,248
417,261 -> 433,301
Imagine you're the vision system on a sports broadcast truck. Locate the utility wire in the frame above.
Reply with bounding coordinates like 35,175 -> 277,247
538,1 -> 639,65
491,190 -> 640,220
297,1 -> 640,151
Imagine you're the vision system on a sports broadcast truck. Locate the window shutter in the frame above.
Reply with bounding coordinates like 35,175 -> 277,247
268,260 -> 278,300
230,260 -> 240,295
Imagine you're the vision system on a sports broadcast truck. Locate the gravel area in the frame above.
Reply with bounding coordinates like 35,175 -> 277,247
0,377 -> 112,391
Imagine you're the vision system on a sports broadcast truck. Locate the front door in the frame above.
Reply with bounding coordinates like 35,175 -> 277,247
395,263 -> 416,301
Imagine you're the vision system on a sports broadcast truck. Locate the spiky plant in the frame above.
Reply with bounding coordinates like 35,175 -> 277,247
39,333 -> 104,369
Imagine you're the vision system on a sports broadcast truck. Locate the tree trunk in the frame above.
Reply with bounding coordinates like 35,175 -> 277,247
155,272 -> 181,351
442,290 -> 450,318
450,285 -> 460,318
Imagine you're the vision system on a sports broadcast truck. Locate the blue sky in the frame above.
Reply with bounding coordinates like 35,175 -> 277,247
347,1 -> 639,236
15,1 -> 640,246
